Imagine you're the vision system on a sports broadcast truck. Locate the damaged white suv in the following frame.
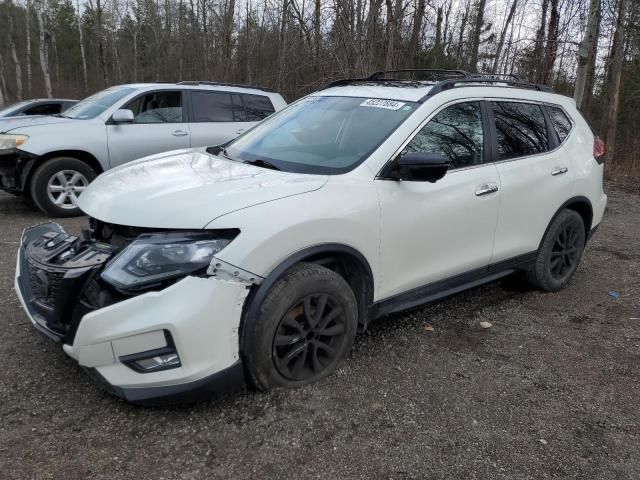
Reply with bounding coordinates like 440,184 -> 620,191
15,70 -> 607,404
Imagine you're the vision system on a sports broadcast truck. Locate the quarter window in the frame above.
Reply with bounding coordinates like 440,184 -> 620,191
242,94 -> 275,121
404,101 -> 484,170
123,91 -> 184,123
492,102 -> 548,160
548,106 -> 572,143
191,91 -> 246,122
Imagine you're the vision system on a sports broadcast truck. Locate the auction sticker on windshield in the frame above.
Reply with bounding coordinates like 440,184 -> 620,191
360,99 -> 406,110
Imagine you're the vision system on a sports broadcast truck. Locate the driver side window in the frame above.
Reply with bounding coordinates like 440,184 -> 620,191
404,101 -> 484,170
123,91 -> 184,124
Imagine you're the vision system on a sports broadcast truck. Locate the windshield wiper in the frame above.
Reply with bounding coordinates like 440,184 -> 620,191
243,159 -> 282,171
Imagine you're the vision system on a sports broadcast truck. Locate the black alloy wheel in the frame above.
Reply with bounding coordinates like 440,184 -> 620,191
273,294 -> 348,381
549,221 -> 582,280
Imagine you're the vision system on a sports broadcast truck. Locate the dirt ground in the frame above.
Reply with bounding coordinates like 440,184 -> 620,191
0,186 -> 638,480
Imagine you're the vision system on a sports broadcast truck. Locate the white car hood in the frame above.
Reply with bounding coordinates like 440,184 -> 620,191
79,149 -> 328,228
0,115 -> 76,133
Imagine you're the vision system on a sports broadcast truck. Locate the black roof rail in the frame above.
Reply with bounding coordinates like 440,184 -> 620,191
324,69 -> 472,89
368,69 -> 472,80
176,80 -> 276,93
422,78 -> 553,101
470,73 -> 522,81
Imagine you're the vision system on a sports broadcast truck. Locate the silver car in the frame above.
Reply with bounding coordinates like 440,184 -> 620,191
0,82 -> 286,216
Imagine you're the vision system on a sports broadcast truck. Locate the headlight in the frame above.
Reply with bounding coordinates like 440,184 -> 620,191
101,232 -> 237,290
0,134 -> 28,151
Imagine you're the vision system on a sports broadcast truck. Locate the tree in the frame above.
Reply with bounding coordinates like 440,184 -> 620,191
574,0 -> 601,112
469,0 -> 487,72
35,1 -> 53,98
491,0 -> 518,74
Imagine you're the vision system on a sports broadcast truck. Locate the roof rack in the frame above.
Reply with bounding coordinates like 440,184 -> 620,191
422,78 -> 553,101
176,81 -> 276,93
368,69 -> 472,80
324,69 -> 553,100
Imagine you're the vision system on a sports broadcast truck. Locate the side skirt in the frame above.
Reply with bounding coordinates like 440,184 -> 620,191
370,252 -> 536,319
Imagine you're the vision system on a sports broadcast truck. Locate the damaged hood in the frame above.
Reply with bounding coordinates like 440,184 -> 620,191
78,148 -> 328,228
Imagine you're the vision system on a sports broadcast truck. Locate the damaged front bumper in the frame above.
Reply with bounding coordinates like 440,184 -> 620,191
14,222 -> 255,404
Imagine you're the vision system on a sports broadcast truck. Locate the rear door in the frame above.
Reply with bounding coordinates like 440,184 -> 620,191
489,100 -> 575,263
106,89 -> 191,167
187,90 -> 253,147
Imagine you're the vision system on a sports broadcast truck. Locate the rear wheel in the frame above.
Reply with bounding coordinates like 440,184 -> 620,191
527,209 -> 586,291
244,263 -> 358,390
30,157 -> 97,217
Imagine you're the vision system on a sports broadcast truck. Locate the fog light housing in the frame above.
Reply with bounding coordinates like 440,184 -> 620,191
120,347 -> 181,373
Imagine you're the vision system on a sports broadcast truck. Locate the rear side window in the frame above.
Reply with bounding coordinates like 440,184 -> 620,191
242,94 -> 275,121
548,106 -> 572,143
491,102 -> 548,160
191,91 -> 246,122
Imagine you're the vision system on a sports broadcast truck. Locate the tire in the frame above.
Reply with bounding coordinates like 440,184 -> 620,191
30,157 -> 97,217
527,209 -> 586,292
243,263 -> 358,391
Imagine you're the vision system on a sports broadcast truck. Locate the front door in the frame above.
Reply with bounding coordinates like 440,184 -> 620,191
106,90 -> 191,167
376,101 -> 501,300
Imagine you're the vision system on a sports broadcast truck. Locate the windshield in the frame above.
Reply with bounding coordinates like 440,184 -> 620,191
224,96 -> 418,174
62,86 -> 135,119
0,100 -> 30,117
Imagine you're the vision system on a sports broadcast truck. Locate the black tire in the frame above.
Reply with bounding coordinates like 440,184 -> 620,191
243,263 -> 358,391
30,157 -> 97,217
527,209 -> 586,292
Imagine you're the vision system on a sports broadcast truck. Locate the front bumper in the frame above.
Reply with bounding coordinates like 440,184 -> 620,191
15,223 -> 249,404
0,148 -> 38,193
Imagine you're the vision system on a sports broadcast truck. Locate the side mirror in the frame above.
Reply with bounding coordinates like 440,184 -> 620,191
387,152 -> 450,183
112,109 -> 135,123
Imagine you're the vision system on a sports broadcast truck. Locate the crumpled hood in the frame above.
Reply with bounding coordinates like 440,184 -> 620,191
78,148 -> 328,228
0,115 -> 76,133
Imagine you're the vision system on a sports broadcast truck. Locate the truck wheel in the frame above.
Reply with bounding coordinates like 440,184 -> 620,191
244,263 -> 358,391
30,157 -> 97,217
527,209 -> 586,292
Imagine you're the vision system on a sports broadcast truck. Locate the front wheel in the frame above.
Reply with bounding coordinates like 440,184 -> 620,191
527,209 -> 586,291
30,157 -> 97,217
243,263 -> 358,391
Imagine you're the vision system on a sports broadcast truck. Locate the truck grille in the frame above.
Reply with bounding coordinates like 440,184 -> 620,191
27,262 -> 65,307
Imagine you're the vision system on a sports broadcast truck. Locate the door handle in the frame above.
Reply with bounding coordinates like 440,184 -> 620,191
475,183 -> 499,196
551,167 -> 568,176
172,130 -> 188,137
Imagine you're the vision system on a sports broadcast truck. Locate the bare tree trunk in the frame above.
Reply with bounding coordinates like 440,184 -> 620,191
491,0 -> 517,74
456,0 -> 470,68
36,3 -> 53,98
0,50 -> 8,106
469,0 -> 487,72
51,31 -> 59,85
384,0 -> 401,70
533,0 -> 549,82
26,0 -> 33,96
604,0 -> 627,160
277,0 -> 288,89
76,0 -> 88,92
8,11 -> 23,101
574,0 -> 601,111
96,0 -> 108,86
222,0 -> 236,79
541,0 -> 559,84
408,0 -> 426,65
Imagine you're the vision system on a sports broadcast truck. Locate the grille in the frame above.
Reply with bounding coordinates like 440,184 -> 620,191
27,262 -> 65,307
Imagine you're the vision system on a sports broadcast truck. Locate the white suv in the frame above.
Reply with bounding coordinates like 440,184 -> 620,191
0,82 -> 286,217
14,70 -> 607,404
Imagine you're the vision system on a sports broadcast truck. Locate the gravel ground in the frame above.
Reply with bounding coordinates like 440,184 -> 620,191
0,187 -> 638,480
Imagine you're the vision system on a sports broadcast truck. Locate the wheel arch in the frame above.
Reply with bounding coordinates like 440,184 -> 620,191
242,244 -> 375,335
541,196 -> 593,248
22,150 -> 104,196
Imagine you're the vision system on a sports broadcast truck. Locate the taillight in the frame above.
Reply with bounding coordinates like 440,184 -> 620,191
594,136 -> 606,164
